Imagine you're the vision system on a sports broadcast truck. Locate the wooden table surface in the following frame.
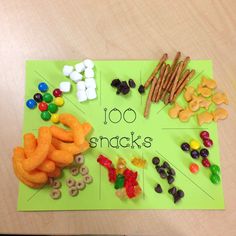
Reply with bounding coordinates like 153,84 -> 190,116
1,0 -> 236,235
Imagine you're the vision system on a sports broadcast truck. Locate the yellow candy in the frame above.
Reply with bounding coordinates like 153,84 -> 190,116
131,157 -> 146,168
190,140 -> 200,150
51,114 -> 60,123
54,97 -> 64,107
116,157 -> 126,174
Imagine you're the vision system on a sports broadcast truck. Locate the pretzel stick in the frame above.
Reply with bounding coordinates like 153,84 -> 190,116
144,53 -> 168,89
160,62 -> 181,101
163,51 -> 181,90
144,78 -> 157,118
155,64 -> 170,103
171,70 -> 196,102
176,69 -> 190,90
152,64 -> 166,102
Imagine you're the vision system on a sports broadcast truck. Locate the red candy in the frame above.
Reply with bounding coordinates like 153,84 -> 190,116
189,163 -> 199,173
38,102 -> 48,111
202,158 -> 211,168
200,131 -> 209,140
53,88 -> 62,97
203,139 -> 213,148
97,155 -> 113,169
108,167 -> 117,183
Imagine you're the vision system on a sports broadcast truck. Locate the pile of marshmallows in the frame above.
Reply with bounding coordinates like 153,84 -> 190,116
62,59 -> 97,102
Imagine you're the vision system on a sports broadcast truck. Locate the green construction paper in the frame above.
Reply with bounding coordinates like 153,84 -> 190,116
18,60 -> 224,211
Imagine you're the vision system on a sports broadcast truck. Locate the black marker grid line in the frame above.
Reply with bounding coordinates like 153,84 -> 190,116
27,184 -> 46,202
155,150 -> 215,200
100,71 -> 102,106
34,70 -> 85,114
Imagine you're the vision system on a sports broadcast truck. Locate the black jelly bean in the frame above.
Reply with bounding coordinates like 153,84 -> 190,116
128,79 -> 136,88
111,79 -> 121,88
138,85 -> 145,94
162,161 -> 170,169
174,194 -> 181,203
167,175 -> 175,184
154,184 -> 163,193
167,168 -> 176,176
177,190 -> 185,198
159,170 -> 167,179
168,187 -> 177,195
152,157 -> 160,165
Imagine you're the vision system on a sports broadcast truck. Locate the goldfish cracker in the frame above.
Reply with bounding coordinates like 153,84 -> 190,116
37,160 -> 56,173
23,133 -> 37,158
59,113 -> 84,145
197,111 -> 213,126
179,108 -> 194,122
13,147 -> 48,184
201,76 -> 217,89
184,86 -> 195,102
212,107 -> 229,122
47,167 -> 61,178
168,102 -> 183,119
23,127 -> 52,172
48,150 -> 73,165
212,92 -> 229,105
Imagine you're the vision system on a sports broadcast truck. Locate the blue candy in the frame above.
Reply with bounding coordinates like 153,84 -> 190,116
26,99 -> 37,109
38,82 -> 48,92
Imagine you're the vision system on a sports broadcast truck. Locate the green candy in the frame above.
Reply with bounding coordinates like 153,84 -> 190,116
210,173 -> 221,184
43,93 -> 53,103
210,164 -> 220,175
48,103 -> 58,113
41,111 -> 51,121
114,174 -> 125,189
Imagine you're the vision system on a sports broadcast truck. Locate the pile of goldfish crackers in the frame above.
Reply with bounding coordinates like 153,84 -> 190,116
12,114 -> 91,188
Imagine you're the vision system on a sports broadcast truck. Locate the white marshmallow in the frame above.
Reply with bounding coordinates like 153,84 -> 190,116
83,59 -> 94,68
63,65 -> 74,76
70,71 -> 83,83
77,81 -> 86,91
85,78 -> 96,89
75,62 -> 85,73
86,88 -> 97,100
59,81 -> 71,93
77,90 -> 87,102
84,68 -> 94,78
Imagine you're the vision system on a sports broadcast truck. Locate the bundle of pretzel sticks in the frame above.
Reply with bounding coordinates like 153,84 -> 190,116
144,52 -> 196,118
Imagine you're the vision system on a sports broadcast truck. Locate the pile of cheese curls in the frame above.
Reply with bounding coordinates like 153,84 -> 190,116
12,113 -> 92,188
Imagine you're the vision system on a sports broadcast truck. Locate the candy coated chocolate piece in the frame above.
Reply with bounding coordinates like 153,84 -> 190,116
97,155 -> 113,169
202,158 -> 211,168
203,139 -> 213,148
128,79 -> 136,88
191,150 -> 200,159
38,82 -> 48,92
200,130 -> 210,139
33,93 -> 43,103
43,93 -> 53,103
38,102 -> 48,111
51,114 -> 59,123
54,97 -> 64,106
53,88 -> 62,97
210,164 -> 220,175
190,140 -> 201,150
48,103 -> 58,113
189,163 -> 199,173
155,184 -> 162,193
138,85 -> 145,94
210,173 -> 220,184
26,99 -> 37,109
168,187 -> 177,195
181,143 -> 190,152
167,175 -> 175,184
152,157 -> 160,165
200,148 -> 209,158
41,111 -> 51,121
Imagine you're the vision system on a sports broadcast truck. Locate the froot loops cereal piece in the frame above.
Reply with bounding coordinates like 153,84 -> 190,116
52,179 -> 61,189
50,189 -> 61,199
83,175 -> 93,184
76,180 -> 86,190
70,166 -> 79,176
75,154 -> 84,165
66,178 -> 76,187
69,186 -> 78,197
23,127 -> 52,172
